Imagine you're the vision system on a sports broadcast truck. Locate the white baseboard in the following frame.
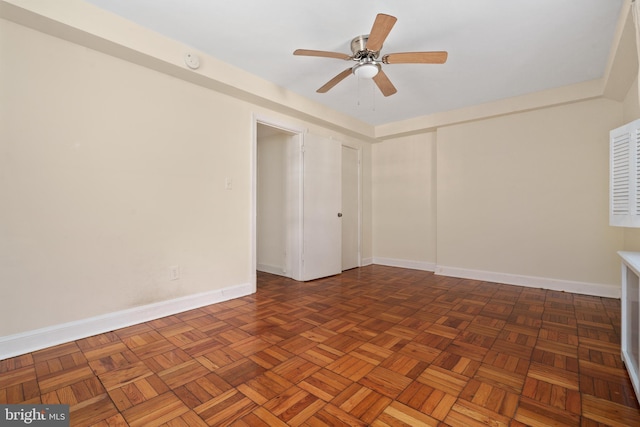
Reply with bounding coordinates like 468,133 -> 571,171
0,283 -> 253,361
257,263 -> 287,276
361,257 -> 373,266
372,257 -> 436,272
1,263 -> 620,360
435,265 -> 620,298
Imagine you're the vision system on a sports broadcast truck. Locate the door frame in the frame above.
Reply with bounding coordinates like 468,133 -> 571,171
251,114 -> 305,289
341,143 -> 362,270
251,114 -> 363,288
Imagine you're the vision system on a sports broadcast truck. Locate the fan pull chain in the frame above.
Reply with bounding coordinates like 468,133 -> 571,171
372,79 -> 376,112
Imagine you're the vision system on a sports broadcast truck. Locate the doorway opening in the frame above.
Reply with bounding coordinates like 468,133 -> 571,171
252,116 -> 361,288
255,122 -> 301,281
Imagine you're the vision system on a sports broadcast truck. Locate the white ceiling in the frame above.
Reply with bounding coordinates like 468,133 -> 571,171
84,0 -> 623,126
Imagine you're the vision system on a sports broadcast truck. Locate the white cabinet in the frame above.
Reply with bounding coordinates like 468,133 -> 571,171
619,251 -> 640,403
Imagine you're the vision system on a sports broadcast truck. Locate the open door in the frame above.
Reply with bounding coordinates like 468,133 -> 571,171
302,134 -> 342,281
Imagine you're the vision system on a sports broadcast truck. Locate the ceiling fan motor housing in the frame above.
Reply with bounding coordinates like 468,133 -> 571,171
351,35 -> 380,59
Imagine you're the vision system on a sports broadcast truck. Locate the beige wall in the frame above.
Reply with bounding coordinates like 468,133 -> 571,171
623,78 -> 640,123
436,99 -> 623,288
0,19 -> 251,334
372,133 -> 437,266
360,146 -> 373,264
622,47 -> 640,250
372,99 -> 626,290
0,18 -> 372,337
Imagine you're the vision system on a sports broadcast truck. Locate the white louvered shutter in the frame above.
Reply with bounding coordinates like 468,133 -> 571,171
611,119 -> 640,227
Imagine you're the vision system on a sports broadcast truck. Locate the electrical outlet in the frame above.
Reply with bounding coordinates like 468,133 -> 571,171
169,265 -> 180,281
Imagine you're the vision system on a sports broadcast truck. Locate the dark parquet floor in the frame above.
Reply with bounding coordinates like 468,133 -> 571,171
1,265 -> 639,426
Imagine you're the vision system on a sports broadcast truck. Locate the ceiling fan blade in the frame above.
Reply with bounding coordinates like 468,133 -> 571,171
317,68 -> 353,93
383,51 -> 448,64
365,14 -> 397,52
372,70 -> 397,97
294,49 -> 351,60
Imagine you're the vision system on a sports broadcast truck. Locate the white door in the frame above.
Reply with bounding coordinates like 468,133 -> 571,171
302,134 -> 342,281
342,145 -> 359,270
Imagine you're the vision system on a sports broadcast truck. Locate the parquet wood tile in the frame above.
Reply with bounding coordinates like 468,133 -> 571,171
325,354 -> 375,382
446,398 -> 512,427
108,375 -> 168,411
164,410 -> 209,427
397,341 -> 441,363
89,413 -> 128,427
0,365 -> 37,389
379,353 -> 429,380
69,393 -> 120,427
359,366 -> 412,399
38,365 -> 96,395
121,391 -> 189,427
418,365 -> 468,397
81,342 -> 130,363
157,360 -> 210,389
397,380 -> 457,419
431,351 -> 480,379
213,358 -> 267,387
195,388 -> 257,426
145,348 -> 193,373
372,400 -> 439,426
88,350 -> 141,377
298,368 -> 352,402
514,396 -> 581,427
299,344 -> 343,367
332,383 -> 392,424
0,368 -> 40,403
262,385 -> 324,425
460,378 -> 520,417
2,265 -> 640,425
98,361 -> 153,392
271,356 -> 322,385
582,393 -> 640,427
299,403 -> 367,427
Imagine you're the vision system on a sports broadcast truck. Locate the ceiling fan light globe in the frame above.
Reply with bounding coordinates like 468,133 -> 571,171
353,63 -> 379,79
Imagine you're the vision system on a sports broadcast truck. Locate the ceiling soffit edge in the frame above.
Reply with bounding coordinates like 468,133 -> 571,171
374,79 -> 605,140
603,3 -> 638,101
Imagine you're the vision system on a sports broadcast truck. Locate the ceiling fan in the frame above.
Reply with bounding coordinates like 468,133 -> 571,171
293,13 -> 448,97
